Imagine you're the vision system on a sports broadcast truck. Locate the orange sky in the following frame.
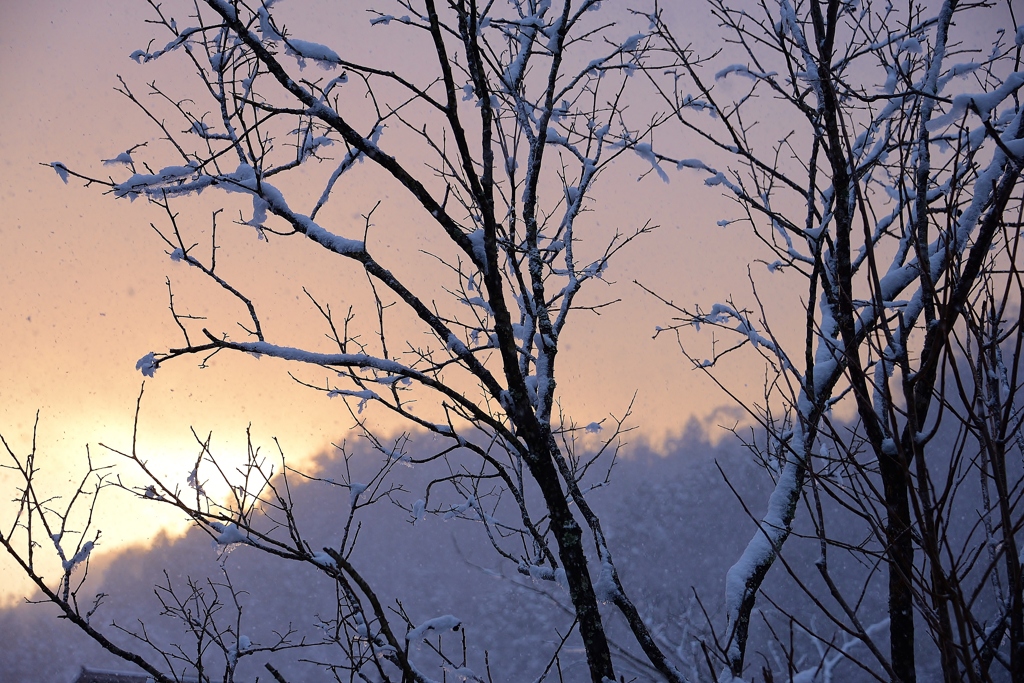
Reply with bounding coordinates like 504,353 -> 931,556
0,1 -> 809,601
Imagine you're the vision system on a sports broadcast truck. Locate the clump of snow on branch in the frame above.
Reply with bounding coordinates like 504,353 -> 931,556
406,615 -> 461,641
50,162 -> 69,184
135,352 -> 157,377
61,541 -> 95,572
210,522 -> 247,547
285,39 -> 341,70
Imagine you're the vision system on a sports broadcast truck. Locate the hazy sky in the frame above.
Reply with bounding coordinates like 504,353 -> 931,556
0,0 -> 798,600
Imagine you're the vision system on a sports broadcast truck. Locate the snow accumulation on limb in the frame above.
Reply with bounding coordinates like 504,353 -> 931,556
225,340 -> 413,375
310,551 -> 336,570
208,339 -> 504,431
111,163 -> 366,256
723,426 -> 805,672
689,302 -> 799,373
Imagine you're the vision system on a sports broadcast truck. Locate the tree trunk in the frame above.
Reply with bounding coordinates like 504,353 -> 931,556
880,451 -> 916,683
525,441 -> 615,682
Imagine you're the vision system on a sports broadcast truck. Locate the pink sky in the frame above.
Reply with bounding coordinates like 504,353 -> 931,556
0,0 -> 797,600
